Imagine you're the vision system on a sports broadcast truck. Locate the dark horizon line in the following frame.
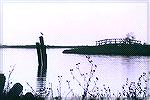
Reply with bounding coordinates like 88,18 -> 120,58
0,44 -> 92,49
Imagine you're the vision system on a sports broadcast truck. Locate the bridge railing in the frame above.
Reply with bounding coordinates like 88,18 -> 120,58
96,38 -> 141,46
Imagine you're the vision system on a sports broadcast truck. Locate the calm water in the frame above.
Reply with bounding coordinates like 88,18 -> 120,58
2,48 -> 150,97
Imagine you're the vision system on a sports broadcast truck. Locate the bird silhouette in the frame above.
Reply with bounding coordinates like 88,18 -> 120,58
40,32 -> 43,35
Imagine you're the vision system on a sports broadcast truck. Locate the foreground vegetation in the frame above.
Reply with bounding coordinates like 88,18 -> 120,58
0,56 -> 149,100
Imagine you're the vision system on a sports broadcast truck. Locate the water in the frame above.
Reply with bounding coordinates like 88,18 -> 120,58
2,48 -> 150,97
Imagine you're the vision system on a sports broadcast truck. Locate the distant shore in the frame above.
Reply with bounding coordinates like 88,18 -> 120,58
0,45 -> 88,49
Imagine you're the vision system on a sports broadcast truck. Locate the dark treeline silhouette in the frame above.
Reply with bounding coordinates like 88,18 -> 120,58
0,45 -> 36,48
0,45 -> 88,49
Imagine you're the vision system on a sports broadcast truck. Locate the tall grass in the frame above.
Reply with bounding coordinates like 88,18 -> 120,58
4,65 -> 16,93
2,56 -> 149,100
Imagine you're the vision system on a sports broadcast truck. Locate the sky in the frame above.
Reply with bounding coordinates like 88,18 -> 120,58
1,1 -> 149,46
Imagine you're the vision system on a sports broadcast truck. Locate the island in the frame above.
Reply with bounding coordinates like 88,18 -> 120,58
62,36 -> 150,56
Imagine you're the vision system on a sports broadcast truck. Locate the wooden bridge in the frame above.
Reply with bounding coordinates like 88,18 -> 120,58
96,38 -> 141,46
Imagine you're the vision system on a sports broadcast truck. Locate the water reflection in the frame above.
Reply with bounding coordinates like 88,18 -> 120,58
36,77 -> 46,97
121,56 -> 149,81
2,48 -> 150,97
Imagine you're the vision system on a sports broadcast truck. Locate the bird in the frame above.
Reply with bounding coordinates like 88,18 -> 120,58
40,32 -> 43,35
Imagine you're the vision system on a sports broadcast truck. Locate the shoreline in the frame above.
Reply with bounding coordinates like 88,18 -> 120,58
0,45 -> 88,49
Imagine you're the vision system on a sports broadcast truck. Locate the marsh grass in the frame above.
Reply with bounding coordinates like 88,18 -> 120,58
1,56 -> 149,100
121,72 -> 148,100
26,56 -> 149,100
63,56 -> 149,100
3,65 -> 16,94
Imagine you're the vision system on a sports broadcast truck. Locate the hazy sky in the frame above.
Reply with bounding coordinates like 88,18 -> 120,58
2,1 -> 149,46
